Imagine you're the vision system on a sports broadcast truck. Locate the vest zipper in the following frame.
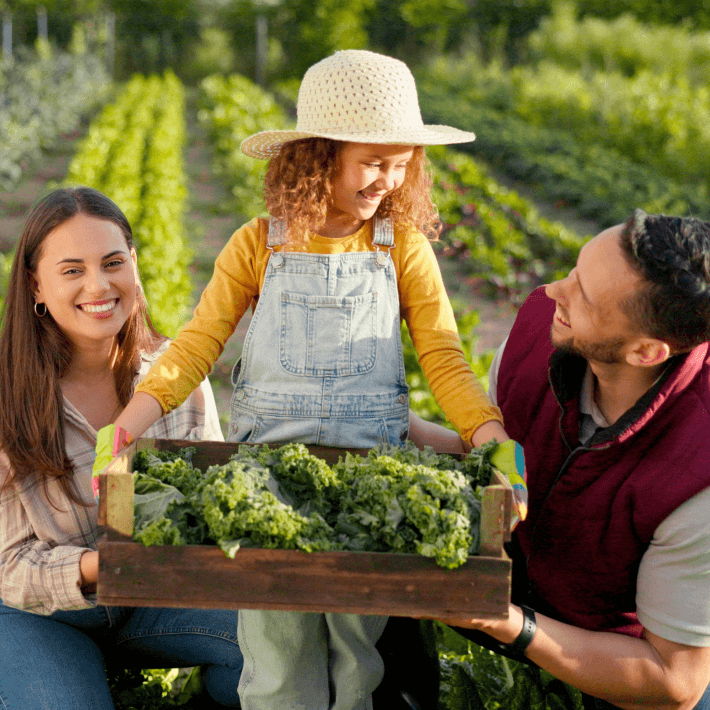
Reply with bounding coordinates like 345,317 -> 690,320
524,371 -> 612,592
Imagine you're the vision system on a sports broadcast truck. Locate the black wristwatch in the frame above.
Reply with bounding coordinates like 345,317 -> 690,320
504,605 -> 536,657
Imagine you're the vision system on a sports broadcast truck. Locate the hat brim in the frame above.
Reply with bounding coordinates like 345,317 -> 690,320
240,125 -> 476,159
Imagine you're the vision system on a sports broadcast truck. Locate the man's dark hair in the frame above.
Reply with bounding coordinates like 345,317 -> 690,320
619,208 -> 710,351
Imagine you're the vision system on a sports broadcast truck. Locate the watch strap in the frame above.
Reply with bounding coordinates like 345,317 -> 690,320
508,605 -> 536,656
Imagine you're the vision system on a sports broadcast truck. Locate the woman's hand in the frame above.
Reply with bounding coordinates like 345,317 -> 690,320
79,550 -> 98,590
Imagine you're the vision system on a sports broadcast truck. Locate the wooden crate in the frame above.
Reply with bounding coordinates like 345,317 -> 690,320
97,438 -> 512,619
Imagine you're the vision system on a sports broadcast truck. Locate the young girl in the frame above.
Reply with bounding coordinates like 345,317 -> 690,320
113,50 -> 510,709
0,187 -> 242,709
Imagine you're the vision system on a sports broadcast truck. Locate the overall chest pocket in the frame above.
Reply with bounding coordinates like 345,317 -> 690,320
280,291 -> 378,376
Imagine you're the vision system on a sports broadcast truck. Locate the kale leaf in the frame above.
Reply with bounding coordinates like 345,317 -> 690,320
131,441 -> 492,568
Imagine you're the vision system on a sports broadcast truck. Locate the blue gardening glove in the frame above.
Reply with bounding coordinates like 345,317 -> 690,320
92,424 -> 133,503
489,439 -> 528,523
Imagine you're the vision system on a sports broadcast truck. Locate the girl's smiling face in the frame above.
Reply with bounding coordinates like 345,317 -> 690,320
32,212 -> 138,351
321,142 -> 414,238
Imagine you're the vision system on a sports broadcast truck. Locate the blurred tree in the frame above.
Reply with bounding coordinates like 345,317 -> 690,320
108,0 -> 200,76
574,0 -> 710,30
368,0 -> 469,64
0,0 -> 104,47
218,0 -> 373,82
281,0 -> 374,74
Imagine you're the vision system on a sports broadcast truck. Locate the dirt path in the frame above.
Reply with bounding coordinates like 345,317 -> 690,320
182,92 -> 250,426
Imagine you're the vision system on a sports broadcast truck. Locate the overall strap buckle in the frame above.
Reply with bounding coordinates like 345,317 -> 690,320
372,216 -> 395,268
267,218 -> 287,268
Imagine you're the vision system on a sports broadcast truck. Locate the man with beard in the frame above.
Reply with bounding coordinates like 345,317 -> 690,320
426,209 -> 710,709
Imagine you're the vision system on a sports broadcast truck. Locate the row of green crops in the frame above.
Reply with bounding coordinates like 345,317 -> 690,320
528,2 -> 710,84
0,43 -> 111,190
197,73 -> 291,218
64,72 -> 193,337
430,145 -> 587,302
416,6 -> 710,226
416,73 -> 710,229
510,63 -> 710,190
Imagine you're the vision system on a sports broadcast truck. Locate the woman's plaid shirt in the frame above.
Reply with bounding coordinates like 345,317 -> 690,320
0,351 -> 223,615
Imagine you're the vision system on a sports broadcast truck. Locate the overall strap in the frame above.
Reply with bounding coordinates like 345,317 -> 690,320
372,216 -> 395,247
269,216 -> 395,247
267,217 -> 288,247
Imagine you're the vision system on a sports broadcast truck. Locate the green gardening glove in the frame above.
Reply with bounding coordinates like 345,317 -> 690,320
489,439 -> 528,523
92,424 -> 133,503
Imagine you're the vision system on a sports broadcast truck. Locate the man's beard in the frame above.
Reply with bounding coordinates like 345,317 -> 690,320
550,327 -> 626,364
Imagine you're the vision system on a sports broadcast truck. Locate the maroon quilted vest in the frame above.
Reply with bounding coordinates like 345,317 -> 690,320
498,288 -> 710,637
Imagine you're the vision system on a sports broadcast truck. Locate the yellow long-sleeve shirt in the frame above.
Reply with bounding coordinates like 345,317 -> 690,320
136,217 -> 502,443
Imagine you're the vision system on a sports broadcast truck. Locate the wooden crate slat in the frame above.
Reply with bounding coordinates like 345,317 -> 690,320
98,471 -> 134,536
98,542 -> 510,617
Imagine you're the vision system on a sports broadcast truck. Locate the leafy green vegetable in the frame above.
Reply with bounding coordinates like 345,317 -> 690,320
132,475 -> 185,532
132,473 -> 207,547
436,624 -> 584,710
334,454 -> 480,567
131,442 -> 493,568
132,447 -> 200,494
199,456 -> 335,556
235,443 -> 340,517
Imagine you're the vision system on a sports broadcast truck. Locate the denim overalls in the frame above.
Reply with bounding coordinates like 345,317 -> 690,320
228,215 -> 409,449
231,216 -> 409,710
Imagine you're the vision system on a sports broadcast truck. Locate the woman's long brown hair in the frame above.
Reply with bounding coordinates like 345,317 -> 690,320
263,138 -> 441,246
0,187 -> 164,506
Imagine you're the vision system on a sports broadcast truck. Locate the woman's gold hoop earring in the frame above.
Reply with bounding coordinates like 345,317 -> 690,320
34,302 -> 47,318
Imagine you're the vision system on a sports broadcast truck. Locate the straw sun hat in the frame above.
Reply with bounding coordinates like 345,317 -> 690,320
240,49 -> 476,159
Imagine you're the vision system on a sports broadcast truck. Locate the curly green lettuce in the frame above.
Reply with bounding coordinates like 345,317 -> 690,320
199,457 -> 336,557
132,441 -> 490,568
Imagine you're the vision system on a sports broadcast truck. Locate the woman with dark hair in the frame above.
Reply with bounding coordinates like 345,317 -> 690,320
0,187 -> 242,709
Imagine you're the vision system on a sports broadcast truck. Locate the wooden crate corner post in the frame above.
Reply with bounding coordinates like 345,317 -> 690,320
97,439 -> 146,537
479,484 -> 512,557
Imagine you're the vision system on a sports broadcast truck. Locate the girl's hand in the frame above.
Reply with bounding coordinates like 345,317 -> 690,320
469,419 -> 509,447
113,391 -> 164,442
470,423 -> 529,522
407,410 -> 467,453
489,439 -> 528,521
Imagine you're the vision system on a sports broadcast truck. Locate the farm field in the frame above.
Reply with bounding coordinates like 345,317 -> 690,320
1,2 -> 708,706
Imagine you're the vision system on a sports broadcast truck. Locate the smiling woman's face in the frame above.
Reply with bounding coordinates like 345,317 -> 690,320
32,212 -> 138,351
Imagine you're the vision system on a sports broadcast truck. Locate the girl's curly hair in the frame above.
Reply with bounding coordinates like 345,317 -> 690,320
263,138 -> 440,246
